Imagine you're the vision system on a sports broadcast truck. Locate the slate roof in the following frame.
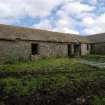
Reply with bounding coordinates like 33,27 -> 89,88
0,24 -> 89,43
87,33 -> 105,43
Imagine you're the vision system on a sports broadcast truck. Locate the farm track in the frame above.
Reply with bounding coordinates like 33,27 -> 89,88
77,59 -> 105,69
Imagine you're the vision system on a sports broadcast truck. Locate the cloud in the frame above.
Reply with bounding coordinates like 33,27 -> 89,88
31,0 -> 97,35
82,13 -> 105,34
0,0 -> 104,35
32,6 -> 80,34
91,0 -> 97,5
54,27 -> 79,34
32,19 -> 52,30
0,0 -> 26,19
0,0 -> 64,19
62,1 -> 95,15
53,11 -> 79,34
82,17 -> 95,25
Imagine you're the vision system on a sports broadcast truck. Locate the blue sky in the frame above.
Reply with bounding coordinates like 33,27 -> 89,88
0,0 -> 105,35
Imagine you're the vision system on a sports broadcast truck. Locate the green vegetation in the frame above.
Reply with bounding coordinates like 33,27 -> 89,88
0,77 -> 44,96
0,58 -> 101,73
0,72 -> 105,97
1,69 -> 105,96
91,96 -> 105,105
0,57 -> 105,105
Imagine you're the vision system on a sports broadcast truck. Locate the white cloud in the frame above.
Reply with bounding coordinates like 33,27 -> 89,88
90,0 -> 98,5
0,0 -> 95,19
0,0 -> 104,35
52,9 -> 80,34
63,28 -> 79,34
82,17 -> 95,25
32,19 -> 52,31
32,3 -> 80,34
50,1 -> 95,35
0,0 -> 26,19
82,13 -> 105,34
56,12 -> 73,28
0,0 -> 64,19
53,27 -> 79,34
32,15 -> 80,34
31,0 -> 95,35
84,27 -> 103,35
62,2 -> 95,15
58,19 -> 69,27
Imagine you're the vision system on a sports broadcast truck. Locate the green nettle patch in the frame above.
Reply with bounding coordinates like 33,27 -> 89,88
0,57 -> 105,105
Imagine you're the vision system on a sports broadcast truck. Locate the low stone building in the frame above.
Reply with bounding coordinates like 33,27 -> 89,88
87,33 -> 105,54
0,24 -> 90,62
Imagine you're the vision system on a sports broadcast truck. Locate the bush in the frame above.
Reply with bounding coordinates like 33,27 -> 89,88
91,96 -> 105,105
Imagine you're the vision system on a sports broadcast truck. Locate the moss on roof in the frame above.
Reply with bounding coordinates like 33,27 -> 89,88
0,24 -> 89,43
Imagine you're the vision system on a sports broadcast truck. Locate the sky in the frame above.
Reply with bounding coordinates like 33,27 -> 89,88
0,0 -> 105,35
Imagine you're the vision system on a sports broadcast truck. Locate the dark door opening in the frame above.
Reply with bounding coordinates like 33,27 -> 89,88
74,44 -> 81,57
68,44 -> 72,57
31,44 -> 38,55
90,44 -> 95,54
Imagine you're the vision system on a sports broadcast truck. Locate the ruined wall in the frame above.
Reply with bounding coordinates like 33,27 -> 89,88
91,43 -> 105,54
39,42 -> 68,57
0,40 -> 68,62
81,44 -> 90,56
0,40 -> 31,62
0,40 -> 90,62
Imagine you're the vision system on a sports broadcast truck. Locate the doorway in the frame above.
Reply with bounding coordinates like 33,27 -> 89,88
68,44 -> 72,57
31,44 -> 38,55
74,44 -> 81,57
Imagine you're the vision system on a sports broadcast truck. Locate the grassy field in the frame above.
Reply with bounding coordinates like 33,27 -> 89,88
0,57 -> 103,73
0,57 -> 105,105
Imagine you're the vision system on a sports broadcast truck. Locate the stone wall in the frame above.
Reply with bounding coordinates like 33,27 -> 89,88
39,42 -> 67,57
81,44 -> 90,56
0,40 -> 90,62
0,40 -> 31,62
91,43 -> 105,54
0,40 -> 68,62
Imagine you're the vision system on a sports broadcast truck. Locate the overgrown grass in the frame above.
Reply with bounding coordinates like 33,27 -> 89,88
0,68 -> 105,96
0,58 -> 105,93
0,76 -> 44,96
91,96 -> 105,105
0,57 -> 105,104
0,58 -> 95,73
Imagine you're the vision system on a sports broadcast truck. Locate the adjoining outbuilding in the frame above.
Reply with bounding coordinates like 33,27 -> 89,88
87,33 -> 105,54
0,24 -> 90,62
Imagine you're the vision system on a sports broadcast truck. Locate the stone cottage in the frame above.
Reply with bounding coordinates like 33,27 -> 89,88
87,33 -> 105,54
0,24 -> 90,61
